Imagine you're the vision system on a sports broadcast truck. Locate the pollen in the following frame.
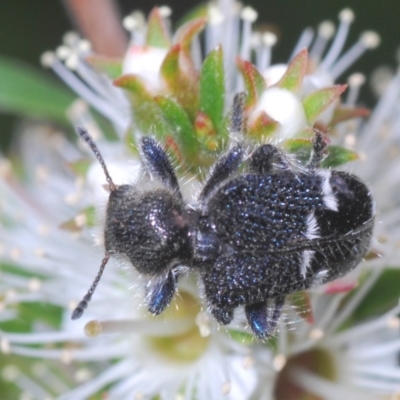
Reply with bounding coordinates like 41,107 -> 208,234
273,354 -> 287,371
309,328 -> 324,340
84,320 -> 103,337
221,381 -> 231,395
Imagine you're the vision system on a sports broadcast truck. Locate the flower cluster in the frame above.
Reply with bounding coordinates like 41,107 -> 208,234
1,1 -> 400,399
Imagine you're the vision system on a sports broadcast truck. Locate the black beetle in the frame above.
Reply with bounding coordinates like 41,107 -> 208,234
72,98 -> 374,339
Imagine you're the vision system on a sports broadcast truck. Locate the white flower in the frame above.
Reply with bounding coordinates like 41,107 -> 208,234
1,1 -> 400,400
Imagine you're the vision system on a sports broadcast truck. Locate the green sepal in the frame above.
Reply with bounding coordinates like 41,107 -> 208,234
199,46 -> 225,141
303,85 -> 347,124
160,45 -> 199,117
146,7 -> 171,48
177,4 -> 208,27
114,74 -> 170,141
247,111 -> 278,142
322,145 -> 359,168
275,49 -> 308,93
160,44 -> 181,84
0,57 -> 75,123
154,95 -> 199,163
174,17 -> 207,56
194,111 -> 218,152
330,106 -> 370,126
114,74 -> 152,100
236,58 -> 266,108
85,55 -> 123,80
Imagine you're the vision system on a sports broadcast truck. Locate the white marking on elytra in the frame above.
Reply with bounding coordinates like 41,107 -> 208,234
300,250 -> 315,279
317,170 -> 338,212
305,211 -> 320,240
312,269 -> 329,286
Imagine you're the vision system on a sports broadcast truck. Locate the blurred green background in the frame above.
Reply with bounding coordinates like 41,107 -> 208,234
1,0 -> 399,151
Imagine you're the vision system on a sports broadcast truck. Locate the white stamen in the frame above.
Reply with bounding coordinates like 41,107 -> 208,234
290,27 -> 314,60
320,8 -> 355,71
75,368 -> 93,383
272,354 -> 287,371
240,7 -> 257,61
330,31 -> 380,79
208,4 -> 224,26
310,20 -> 335,60
387,316 -> 400,329
326,303 -> 400,348
40,51 -> 56,68
78,39 -> 91,53
240,6 -> 258,23
63,31 -> 79,46
221,381 -> 231,395
61,349 -> 73,364
195,311 -> 211,337
159,6 -> 172,18
346,72 -> 366,105
262,31 -> 277,47
65,53 -> 79,70
48,58 -> 126,133
308,328 -> 324,340
1,338 -> 11,354
327,267 -> 382,333
27,278 -> 41,292
85,317 -> 194,337
123,15 -> 138,31
242,356 -> 254,369
256,32 -> 277,72
2,365 -> 19,381
55,45 -> 71,60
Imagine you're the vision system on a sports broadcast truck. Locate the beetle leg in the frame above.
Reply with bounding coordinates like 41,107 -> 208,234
245,296 -> 285,339
249,144 -> 289,174
146,269 -> 178,315
307,128 -> 329,171
210,307 -> 234,325
199,144 -> 244,201
140,137 -> 182,198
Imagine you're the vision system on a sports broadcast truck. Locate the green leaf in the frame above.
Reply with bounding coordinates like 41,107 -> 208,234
199,46 -> 225,137
0,57 -> 76,123
347,269 -> 400,324
146,7 -> 171,48
302,85 -> 347,124
236,58 -> 266,108
276,49 -> 308,93
322,145 -> 359,168
155,96 -> 199,163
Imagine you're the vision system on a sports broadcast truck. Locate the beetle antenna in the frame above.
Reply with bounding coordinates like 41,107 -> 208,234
76,126 -> 117,191
71,253 -> 110,319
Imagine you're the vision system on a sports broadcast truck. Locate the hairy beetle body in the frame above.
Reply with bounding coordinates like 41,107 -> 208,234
73,122 -> 374,339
